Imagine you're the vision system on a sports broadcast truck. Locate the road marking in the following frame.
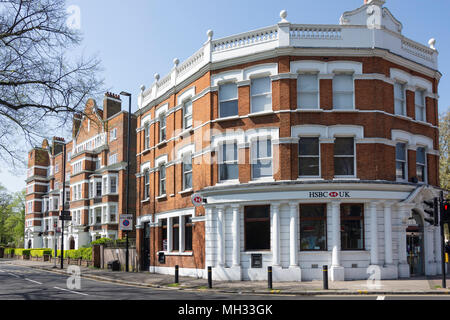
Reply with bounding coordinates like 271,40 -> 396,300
8,273 -> 20,278
54,287 -> 89,296
25,278 -> 43,285
377,296 -> 386,300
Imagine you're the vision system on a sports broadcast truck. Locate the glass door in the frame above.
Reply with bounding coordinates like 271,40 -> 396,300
407,232 -> 424,276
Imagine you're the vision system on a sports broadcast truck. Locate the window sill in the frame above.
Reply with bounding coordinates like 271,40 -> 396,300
141,198 -> 150,203
248,110 -> 274,117
180,128 -> 194,138
242,251 -> 272,255
156,195 -> 167,201
214,115 -> 240,122
249,178 -> 275,183
156,141 -> 168,148
158,251 -> 193,256
296,108 -> 322,112
178,188 -> 193,195
331,108 -> 356,112
395,114 -> 412,121
332,177 -> 359,181
297,177 -> 324,182
216,180 -> 240,186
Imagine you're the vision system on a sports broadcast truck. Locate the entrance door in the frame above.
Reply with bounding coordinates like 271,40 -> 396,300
142,222 -> 151,271
407,230 -> 424,276
69,238 -> 75,250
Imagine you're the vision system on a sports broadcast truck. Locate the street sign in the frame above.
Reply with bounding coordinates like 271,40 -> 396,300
191,193 -> 204,207
119,214 -> 133,231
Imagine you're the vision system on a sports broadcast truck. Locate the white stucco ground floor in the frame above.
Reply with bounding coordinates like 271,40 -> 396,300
138,182 -> 447,282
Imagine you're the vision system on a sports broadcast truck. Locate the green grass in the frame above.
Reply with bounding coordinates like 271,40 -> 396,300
167,283 -> 180,287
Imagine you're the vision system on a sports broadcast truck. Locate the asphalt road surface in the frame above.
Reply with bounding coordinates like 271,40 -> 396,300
1,263 -> 450,301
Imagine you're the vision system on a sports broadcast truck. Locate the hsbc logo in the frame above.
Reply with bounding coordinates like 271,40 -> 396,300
309,191 -> 351,199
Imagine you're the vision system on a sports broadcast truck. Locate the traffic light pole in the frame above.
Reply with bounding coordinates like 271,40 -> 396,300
440,192 -> 446,289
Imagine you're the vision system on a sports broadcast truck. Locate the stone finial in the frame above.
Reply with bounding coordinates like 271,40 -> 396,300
280,10 -> 288,23
173,58 -> 180,67
140,85 -> 146,93
428,38 -> 436,50
207,29 -> 214,41
154,73 -> 160,82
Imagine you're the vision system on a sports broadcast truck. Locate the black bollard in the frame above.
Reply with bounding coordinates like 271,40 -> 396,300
323,265 -> 329,290
268,266 -> 273,290
208,266 -> 212,288
175,265 -> 179,284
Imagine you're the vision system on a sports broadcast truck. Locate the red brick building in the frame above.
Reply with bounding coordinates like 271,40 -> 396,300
25,93 -> 137,250
134,0 -> 444,282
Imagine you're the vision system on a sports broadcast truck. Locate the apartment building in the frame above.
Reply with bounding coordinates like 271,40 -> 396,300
25,93 -> 137,250
134,0 -> 444,282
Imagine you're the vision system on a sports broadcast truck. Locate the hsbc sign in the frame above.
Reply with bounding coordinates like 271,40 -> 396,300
309,191 -> 351,199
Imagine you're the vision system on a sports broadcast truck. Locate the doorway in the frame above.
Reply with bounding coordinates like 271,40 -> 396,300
406,210 -> 425,277
69,237 -> 75,250
142,222 -> 151,271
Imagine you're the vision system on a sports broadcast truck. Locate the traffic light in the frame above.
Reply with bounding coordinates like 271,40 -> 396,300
441,200 -> 450,224
423,198 -> 439,226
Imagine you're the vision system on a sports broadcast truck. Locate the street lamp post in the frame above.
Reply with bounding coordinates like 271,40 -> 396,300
60,142 -> 67,269
120,91 -> 131,272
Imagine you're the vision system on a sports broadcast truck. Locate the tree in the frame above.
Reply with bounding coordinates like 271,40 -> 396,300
439,109 -> 450,192
0,185 -> 13,245
0,0 -> 104,168
4,190 -> 25,247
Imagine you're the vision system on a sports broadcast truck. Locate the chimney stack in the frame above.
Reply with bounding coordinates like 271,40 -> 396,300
72,113 -> 82,138
103,92 -> 122,120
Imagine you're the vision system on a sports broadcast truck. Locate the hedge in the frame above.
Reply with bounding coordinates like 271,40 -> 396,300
30,249 -> 52,257
65,248 -> 92,261
14,249 -> 31,256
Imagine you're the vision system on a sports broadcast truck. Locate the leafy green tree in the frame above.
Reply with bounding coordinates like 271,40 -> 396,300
440,109 -> 450,192
4,190 -> 25,247
0,185 -> 13,245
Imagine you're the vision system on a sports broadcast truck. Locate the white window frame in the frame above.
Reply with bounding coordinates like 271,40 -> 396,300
159,164 -> 166,196
250,137 -> 273,180
109,175 -> 118,194
250,76 -> 272,114
218,82 -> 239,118
298,136 -> 321,178
395,141 -> 408,182
416,146 -> 427,184
218,141 -> 239,182
297,73 -> 319,110
144,123 -> 150,150
333,137 -> 356,178
110,128 -> 117,142
394,81 -> 406,116
159,114 -> 167,143
415,89 -> 426,122
183,100 -> 193,130
182,154 -> 193,191
144,170 -> 150,200
333,73 -> 355,110
108,153 -> 118,166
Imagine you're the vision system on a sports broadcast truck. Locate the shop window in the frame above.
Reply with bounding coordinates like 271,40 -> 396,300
394,82 -> 406,116
219,142 -> 238,181
340,204 -> 365,250
251,77 -> 272,113
297,74 -> 319,109
185,216 -> 193,251
416,147 -> 426,183
251,138 -> 272,179
333,74 -> 354,109
300,204 -> 327,251
298,137 -> 320,177
219,83 -> 238,118
334,137 -> 355,177
396,142 -> 407,181
172,217 -> 179,251
244,205 -> 270,251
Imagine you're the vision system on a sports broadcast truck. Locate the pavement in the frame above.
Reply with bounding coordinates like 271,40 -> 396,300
2,258 -> 450,296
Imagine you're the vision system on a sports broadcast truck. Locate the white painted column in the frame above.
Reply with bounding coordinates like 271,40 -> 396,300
370,202 -> 379,265
179,216 -> 185,253
384,202 -> 393,265
289,202 -> 299,267
217,206 -> 225,267
425,225 -> 435,275
231,205 -> 240,267
167,217 -> 173,252
271,203 -> 281,267
397,204 -> 412,278
331,201 -> 341,267
205,206 -> 215,268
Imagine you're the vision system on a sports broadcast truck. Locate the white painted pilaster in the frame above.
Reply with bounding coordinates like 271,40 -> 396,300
370,202 -> 379,266
232,205 -> 240,267
434,226 -> 442,274
331,201 -> 341,267
289,202 -> 299,267
217,206 -> 225,267
167,217 -> 173,252
179,216 -> 185,253
384,202 -> 393,265
205,206 -> 215,268
271,203 -> 281,267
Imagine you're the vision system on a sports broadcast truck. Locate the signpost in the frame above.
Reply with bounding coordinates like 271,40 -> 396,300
119,214 -> 133,231
191,193 -> 204,207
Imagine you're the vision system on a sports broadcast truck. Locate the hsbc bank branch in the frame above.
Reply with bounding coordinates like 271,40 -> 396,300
134,0 -> 444,282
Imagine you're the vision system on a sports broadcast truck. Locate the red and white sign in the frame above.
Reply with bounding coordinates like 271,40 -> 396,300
191,193 -> 204,207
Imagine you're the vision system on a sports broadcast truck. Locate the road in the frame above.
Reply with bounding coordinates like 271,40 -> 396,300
1,263 -> 450,301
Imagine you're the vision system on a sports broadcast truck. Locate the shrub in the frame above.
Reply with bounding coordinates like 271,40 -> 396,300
30,249 -> 52,257
15,249 -> 31,256
4,248 -> 15,255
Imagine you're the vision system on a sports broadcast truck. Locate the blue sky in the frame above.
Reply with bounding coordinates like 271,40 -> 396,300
2,0 -> 450,193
